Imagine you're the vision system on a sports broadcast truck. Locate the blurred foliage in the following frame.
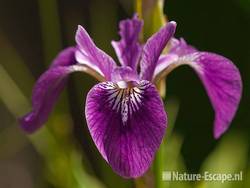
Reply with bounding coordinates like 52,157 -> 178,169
199,132 -> 248,188
0,0 -> 250,188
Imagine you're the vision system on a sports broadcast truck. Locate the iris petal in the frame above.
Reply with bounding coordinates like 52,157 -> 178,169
85,80 -> 167,177
193,53 -> 242,138
75,25 -> 117,80
140,21 -> 176,81
111,14 -> 143,70
154,40 -> 242,138
19,47 -> 101,133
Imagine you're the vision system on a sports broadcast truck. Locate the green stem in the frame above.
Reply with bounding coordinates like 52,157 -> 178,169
154,145 -> 164,188
154,97 -> 180,188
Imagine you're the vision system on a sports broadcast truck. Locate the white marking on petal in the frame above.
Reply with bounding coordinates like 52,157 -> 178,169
100,81 -> 150,125
121,95 -> 129,125
178,53 -> 203,74
75,50 -> 104,76
117,81 -> 128,89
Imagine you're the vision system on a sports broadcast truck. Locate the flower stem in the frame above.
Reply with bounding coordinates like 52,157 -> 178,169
154,97 -> 180,188
154,145 -> 164,188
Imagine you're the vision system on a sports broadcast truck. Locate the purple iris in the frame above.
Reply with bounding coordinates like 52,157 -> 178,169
20,15 -> 242,178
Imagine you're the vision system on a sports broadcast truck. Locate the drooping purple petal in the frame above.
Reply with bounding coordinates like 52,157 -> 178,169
19,47 -> 96,133
85,80 -> 167,178
154,44 -> 242,138
193,53 -> 242,138
111,14 -> 143,70
75,25 -> 117,80
140,21 -> 176,81
49,47 -> 77,67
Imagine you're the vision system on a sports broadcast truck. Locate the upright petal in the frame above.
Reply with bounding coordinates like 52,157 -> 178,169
154,44 -> 242,138
111,66 -> 139,83
140,21 -> 176,81
85,80 -> 167,177
111,14 -> 143,70
75,26 -> 117,80
19,47 -> 102,133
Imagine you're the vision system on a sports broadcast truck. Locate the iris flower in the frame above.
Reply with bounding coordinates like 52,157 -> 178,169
20,15 -> 242,178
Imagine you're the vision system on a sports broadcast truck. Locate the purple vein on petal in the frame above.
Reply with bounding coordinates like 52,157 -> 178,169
19,47 -> 102,133
140,21 -> 176,81
153,39 -> 242,138
75,25 -> 117,80
85,80 -> 167,177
